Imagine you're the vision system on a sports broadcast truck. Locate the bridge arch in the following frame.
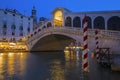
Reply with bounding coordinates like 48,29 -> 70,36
29,32 -> 83,51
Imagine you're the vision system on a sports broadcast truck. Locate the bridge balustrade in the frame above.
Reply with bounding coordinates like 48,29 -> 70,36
27,25 -> 120,44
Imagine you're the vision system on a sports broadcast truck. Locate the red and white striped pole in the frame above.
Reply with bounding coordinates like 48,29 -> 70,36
95,29 -> 99,61
82,16 -> 89,72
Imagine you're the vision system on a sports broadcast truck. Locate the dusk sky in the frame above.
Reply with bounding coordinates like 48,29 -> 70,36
0,0 -> 120,19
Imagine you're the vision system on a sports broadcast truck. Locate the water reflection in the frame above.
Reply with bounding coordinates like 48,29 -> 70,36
0,52 -> 27,80
49,60 -> 65,80
48,50 -> 83,80
0,51 -> 83,80
0,51 -> 118,80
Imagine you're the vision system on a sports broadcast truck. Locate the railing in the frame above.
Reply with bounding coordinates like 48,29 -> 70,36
27,26 -> 120,43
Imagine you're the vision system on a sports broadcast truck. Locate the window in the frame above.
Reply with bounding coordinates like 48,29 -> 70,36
19,26 -> 23,31
28,18 -> 31,20
13,14 -> 15,16
27,27 -> 30,33
11,24 -> 16,30
3,32 -> 6,36
12,32 -> 15,35
21,16 -> 23,19
3,24 -> 7,36
4,11 -> 7,14
3,24 -> 7,28
19,33 -> 23,36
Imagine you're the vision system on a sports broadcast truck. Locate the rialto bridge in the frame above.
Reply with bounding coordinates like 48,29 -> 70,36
26,8 -> 120,54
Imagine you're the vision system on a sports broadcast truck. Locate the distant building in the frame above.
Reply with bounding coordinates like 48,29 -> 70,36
0,8 -> 33,41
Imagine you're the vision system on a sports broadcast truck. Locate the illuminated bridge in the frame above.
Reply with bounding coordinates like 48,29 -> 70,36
26,8 -> 120,54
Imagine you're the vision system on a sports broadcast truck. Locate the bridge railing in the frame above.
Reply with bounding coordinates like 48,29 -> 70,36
27,26 -> 120,43
100,30 -> 120,39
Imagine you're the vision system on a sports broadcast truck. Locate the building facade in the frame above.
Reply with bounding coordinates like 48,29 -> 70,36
0,8 -> 33,41
52,8 -> 120,31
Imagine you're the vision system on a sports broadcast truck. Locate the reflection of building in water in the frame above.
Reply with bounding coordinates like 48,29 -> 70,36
64,46 -> 83,61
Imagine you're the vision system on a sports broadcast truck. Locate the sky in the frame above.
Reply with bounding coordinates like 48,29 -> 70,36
0,0 -> 120,19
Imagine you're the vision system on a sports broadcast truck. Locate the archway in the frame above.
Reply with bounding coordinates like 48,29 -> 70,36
94,16 -> 105,29
31,34 -> 75,51
73,16 -> 81,27
65,16 -> 72,27
53,10 -> 63,27
107,16 -> 120,31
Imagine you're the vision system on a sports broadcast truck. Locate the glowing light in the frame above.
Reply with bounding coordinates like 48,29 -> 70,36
54,10 -> 63,27
9,42 -> 16,46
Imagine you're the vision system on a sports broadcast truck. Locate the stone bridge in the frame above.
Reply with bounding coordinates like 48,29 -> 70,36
26,22 -> 120,54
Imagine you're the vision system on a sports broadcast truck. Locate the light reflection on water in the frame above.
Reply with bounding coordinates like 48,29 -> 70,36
0,52 -> 27,80
0,51 -> 82,80
0,51 -> 119,80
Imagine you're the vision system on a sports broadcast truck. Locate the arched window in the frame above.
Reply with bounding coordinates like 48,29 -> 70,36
47,22 -> 52,27
73,16 -> 81,27
107,16 -> 120,31
65,16 -> 72,27
94,16 -> 105,29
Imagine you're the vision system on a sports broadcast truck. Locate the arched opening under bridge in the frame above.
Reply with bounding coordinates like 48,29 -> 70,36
31,34 -> 77,51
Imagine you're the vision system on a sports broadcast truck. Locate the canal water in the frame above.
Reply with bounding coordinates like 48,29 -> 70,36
0,52 -> 120,80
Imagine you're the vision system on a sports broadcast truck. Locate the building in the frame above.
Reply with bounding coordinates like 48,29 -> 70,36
0,8 -> 35,51
33,7 -> 120,31
0,8 -> 33,42
52,8 -> 120,31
